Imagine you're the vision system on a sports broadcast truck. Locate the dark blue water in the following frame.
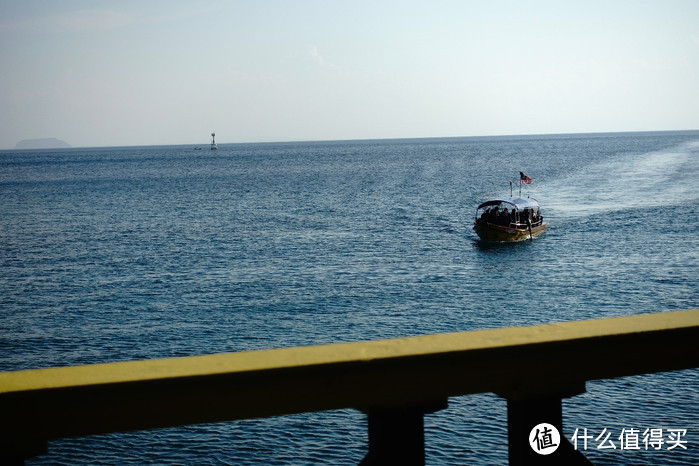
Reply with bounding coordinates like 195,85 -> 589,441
1,132 -> 698,464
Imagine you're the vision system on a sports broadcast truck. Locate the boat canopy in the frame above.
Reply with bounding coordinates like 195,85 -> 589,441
476,197 -> 541,211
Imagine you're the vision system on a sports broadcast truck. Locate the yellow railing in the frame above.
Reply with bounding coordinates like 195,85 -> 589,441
1,309 -> 698,465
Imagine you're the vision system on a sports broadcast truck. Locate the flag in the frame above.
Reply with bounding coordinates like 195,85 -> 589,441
520,172 -> 532,185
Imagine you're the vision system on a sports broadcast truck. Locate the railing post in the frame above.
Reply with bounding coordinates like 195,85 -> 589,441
504,384 -> 591,465
360,400 -> 447,465
0,455 -> 25,466
0,439 -> 46,466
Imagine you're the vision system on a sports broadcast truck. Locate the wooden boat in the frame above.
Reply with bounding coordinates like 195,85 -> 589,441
473,197 -> 546,241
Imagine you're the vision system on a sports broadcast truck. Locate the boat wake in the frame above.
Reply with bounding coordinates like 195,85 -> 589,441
538,138 -> 699,222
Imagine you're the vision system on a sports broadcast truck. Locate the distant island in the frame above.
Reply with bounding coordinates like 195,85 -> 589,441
15,138 -> 72,149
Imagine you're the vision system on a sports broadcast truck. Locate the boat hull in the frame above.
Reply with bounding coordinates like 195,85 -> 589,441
473,222 -> 546,242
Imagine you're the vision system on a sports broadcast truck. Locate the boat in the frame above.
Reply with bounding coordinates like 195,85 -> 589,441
473,197 -> 546,241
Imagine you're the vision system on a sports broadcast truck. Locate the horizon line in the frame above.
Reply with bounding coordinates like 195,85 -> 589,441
4,128 -> 699,151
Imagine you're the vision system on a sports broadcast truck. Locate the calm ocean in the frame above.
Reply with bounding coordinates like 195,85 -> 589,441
1,131 -> 698,464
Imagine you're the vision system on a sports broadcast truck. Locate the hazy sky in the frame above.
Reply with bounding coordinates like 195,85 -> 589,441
1,0 -> 698,148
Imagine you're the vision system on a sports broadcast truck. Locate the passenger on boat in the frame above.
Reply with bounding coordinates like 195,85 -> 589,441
496,208 -> 509,225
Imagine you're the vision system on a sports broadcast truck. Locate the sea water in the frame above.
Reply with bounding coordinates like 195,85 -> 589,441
1,131 -> 698,464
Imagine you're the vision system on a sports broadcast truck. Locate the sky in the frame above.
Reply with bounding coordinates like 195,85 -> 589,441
1,0 -> 698,148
